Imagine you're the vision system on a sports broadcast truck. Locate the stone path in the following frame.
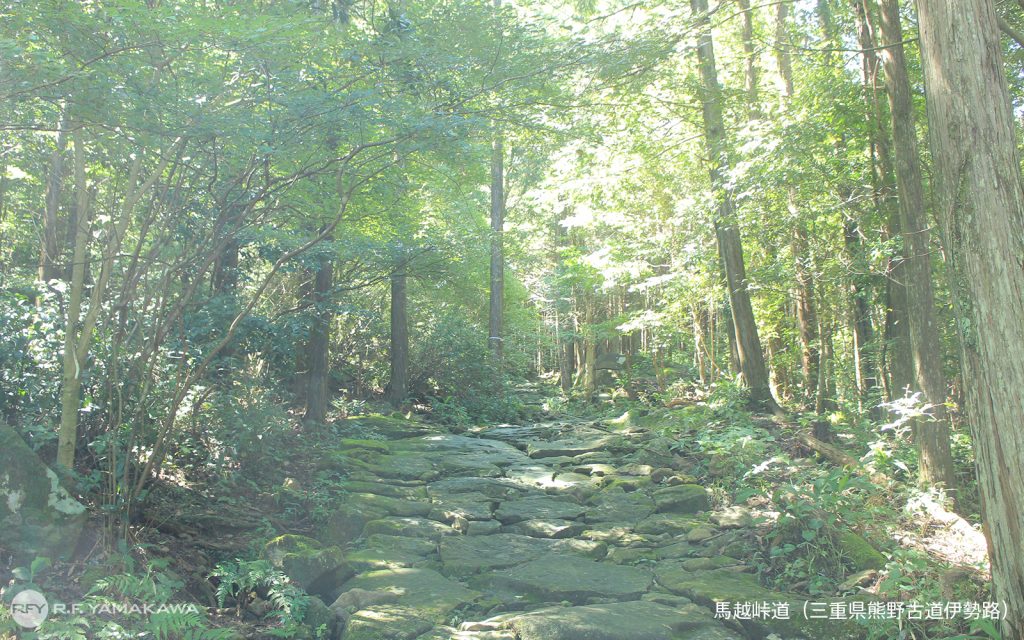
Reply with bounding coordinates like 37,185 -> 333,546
282,416 -> 866,639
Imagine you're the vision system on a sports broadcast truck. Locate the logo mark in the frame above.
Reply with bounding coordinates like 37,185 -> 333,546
10,589 -> 48,628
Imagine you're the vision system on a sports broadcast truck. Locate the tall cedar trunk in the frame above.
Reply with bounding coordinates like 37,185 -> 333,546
692,0 -> 778,412
488,131 -> 504,358
876,0 -> 955,489
40,116 -> 69,283
915,1 -> 1024,632
848,0 -> 888,407
388,256 -> 409,407
776,2 -> 820,407
303,255 -> 333,423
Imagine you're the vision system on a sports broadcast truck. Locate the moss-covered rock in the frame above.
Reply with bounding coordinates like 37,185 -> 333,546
263,535 -> 354,600
0,422 -> 86,562
341,605 -> 434,640
338,568 -> 482,623
361,517 -> 455,541
599,475 -> 653,492
317,503 -> 388,548
334,415 -> 435,440
349,493 -> 432,518
652,484 -> 710,514
298,596 -> 341,640
836,530 -> 886,571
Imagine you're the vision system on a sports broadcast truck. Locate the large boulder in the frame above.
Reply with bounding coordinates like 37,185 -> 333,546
262,535 -> 354,600
0,423 -> 86,562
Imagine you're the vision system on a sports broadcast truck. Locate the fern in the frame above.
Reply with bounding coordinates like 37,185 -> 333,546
210,559 -> 309,625
148,610 -> 207,640
35,615 -> 91,640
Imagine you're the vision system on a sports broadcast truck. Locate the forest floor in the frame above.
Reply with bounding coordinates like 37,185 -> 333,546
18,392 -> 992,640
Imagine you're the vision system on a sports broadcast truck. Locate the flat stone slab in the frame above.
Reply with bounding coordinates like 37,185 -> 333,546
430,492 -> 497,522
362,517 -> 456,541
653,484 -> 710,514
440,534 -> 604,576
428,477 -> 528,500
440,533 -> 557,575
351,492 -> 433,518
527,437 -> 612,459
654,565 -> 866,640
636,513 -> 705,535
495,495 -> 586,524
497,601 -> 742,640
339,568 -> 481,623
585,489 -> 656,524
486,554 -> 652,603
342,605 -> 434,640
345,547 -> 431,572
506,518 -> 585,539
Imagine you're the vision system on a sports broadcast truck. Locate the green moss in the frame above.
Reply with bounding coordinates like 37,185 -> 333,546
837,530 -> 886,571
601,476 -> 653,492
337,438 -> 391,454
262,535 -> 353,598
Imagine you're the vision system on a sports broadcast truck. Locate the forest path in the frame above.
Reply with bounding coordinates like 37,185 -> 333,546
312,414 -> 865,640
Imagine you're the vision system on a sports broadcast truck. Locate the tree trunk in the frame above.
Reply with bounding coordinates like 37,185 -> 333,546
488,133 -> 504,360
40,114 -> 69,283
56,132 -> 90,472
693,0 -> 779,413
915,1 -> 1024,632
737,0 -> 759,119
303,254 -> 333,424
582,291 -> 596,401
876,0 -> 955,489
775,1 -> 820,407
388,255 -> 409,407
844,217 -> 878,404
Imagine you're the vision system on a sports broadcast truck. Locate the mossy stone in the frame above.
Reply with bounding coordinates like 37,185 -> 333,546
836,530 -> 886,571
263,535 -> 354,600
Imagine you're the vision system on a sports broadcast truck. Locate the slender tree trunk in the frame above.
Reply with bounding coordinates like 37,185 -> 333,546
815,313 -> 838,416
844,218 -> 877,404
582,291 -> 596,401
915,1 -> 1024,632
884,243 -> 914,399
737,0 -> 759,119
693,0 -> 778,412
876,0 -> 955,489
388,254 -> 409,407
693,308 -> 708,385
488,124 -> 504,358
303,255 -> 333,423
57,132 -> 90,472
40,114 -> 69,283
